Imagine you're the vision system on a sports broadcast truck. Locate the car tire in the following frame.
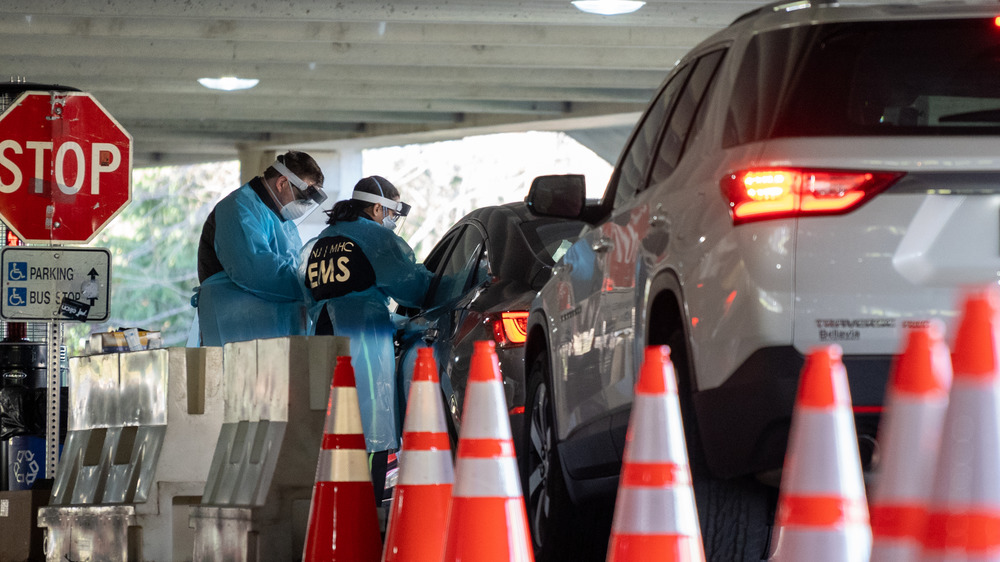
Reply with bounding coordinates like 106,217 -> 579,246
520,351 -> 572,560
520,351 -> 612,561
666,330 -> 775,562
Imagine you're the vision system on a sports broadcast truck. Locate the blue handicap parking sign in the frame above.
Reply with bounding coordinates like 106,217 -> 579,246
7,286 -> 27,307
7,261 -> 27,281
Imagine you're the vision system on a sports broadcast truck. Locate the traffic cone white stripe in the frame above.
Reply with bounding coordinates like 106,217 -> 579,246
929,380 -> 1000,507
453,457 -> 523,497
876,398 -> 948,500
397,449 -> 454,486
612,487 -> 699,535
315,448 -> 372,483
314,390 -> 370,483
456,381 -> 512,439
405,380 -> 450,434
772,528 -> 873,560
324,389 -> 365,434
780,410 -> 866,498
628,394 -> 687,462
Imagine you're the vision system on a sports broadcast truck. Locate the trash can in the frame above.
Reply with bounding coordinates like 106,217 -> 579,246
0,340 -> 46,388
7,434 -> 44,490
0,339 -> 46,492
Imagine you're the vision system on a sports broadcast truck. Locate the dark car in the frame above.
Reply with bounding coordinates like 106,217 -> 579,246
395,179 -> 586,451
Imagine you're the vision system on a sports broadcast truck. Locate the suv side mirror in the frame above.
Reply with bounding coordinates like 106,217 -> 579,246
526,174 -> 586,219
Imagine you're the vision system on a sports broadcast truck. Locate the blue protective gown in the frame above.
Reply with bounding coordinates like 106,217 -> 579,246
198,182 -> 307,346
300,217 -> 432,451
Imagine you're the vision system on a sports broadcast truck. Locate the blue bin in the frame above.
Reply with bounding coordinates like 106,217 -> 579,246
7,435 -> 46,490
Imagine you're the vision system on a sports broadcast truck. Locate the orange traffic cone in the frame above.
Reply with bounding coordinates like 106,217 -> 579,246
869,322 -> 952,560
302,356 -> 382,562
770,345 -> 871,561
922,288 -> 1000,559
606,345 -> 704,562
382,347 -> 455,562
442,340 -> 534,562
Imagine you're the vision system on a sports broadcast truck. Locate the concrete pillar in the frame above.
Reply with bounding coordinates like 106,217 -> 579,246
236,148 -> 277,185
327,148 -> 364,203
297,148 -> 363,242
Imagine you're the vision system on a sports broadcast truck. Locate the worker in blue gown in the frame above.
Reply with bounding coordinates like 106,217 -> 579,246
299,175 -> 432,504
196,151 -> 327,346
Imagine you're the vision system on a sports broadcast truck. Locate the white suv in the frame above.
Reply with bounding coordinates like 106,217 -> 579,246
519,2 -> 1000,560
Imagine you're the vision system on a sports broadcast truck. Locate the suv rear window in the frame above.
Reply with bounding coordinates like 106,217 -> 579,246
725,17 -> 1000,146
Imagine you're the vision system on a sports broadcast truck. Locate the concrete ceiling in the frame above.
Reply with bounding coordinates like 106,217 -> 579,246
1,0 -> 848,168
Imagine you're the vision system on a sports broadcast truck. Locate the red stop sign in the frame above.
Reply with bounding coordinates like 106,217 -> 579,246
0,91 -> 132,244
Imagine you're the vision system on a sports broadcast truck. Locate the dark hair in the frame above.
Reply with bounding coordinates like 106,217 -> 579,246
326,175 -> 400,225
263,151 -> 324,186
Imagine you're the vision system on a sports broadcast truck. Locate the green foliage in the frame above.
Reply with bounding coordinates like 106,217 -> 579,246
64,162 -> 237,354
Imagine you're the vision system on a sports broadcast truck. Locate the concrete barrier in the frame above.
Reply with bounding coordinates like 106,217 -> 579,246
38,346 -> 224,562
189,335 -> 349,562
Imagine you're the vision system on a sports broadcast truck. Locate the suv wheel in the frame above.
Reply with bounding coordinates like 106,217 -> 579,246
521,351 -> 612,561
521,351 -> 573,559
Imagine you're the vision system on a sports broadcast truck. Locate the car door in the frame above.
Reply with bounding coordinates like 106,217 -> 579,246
550,48 -> 728,441
397,223 -> 488,420
548,63 -> 695,438
424,222 -> 488,411
395,226 -> 464,404
600,48 -> 728,440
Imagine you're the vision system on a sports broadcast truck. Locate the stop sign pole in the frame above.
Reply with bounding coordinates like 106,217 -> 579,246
0,91 -> 132,244
0,90 -> 132,480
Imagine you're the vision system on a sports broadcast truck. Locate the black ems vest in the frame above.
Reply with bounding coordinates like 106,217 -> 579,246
304,235 -> 377,300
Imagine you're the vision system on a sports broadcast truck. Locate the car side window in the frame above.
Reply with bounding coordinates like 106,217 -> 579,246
423,228 -> 462,276
610,63 -> 694,209
425,225 -> 486,308
412,226 -> 461,307
649,49 -> 727,185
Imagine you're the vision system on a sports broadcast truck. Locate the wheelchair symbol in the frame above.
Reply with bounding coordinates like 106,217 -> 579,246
7,262 -> 27,281
6,287 -> 26,307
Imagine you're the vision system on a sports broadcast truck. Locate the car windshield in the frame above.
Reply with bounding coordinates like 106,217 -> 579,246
725,17 -> 1000,146
521,219 -> 585,265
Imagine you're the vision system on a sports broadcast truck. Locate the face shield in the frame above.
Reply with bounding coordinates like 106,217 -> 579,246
352,189 -> 412,231
269,159 -> 328,225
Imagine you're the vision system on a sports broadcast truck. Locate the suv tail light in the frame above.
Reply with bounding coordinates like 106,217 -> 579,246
492,311 -> 528,348
721,169 -> 905,224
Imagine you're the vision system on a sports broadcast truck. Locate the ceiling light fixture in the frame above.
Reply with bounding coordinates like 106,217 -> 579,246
571,0 -> 645,16
198,76 -> 259,91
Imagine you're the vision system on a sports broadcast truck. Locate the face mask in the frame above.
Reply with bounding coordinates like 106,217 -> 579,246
381,214 -> 398,231
280,200 -> 312,221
